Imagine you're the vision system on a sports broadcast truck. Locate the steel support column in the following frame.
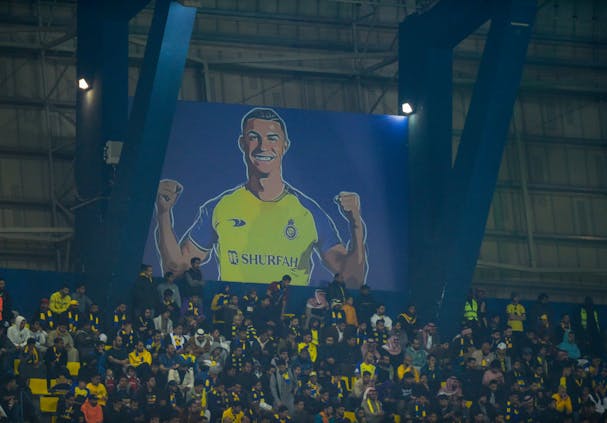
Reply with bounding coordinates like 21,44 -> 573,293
75,0 -> 196,312
104,0 -> 196,309
401,0 -> 536,334
75,1 -> 129,305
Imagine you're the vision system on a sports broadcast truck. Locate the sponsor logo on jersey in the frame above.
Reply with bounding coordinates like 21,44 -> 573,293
225,250 -> 299,268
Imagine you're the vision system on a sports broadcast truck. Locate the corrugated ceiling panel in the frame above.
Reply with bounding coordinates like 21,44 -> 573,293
530,193 -> 555,233
592,197 -> 607,236
479,239 -> 499,261
567,147 -> 589,185
535,241 -> 558,267
551,195 -> 575,234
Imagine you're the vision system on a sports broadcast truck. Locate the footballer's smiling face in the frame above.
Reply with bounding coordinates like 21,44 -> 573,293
240,118 -> 288,176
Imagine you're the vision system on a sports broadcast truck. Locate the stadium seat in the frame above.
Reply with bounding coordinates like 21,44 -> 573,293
28,378 -> 49,395
67,361 -> 80,376
49,379 -> 57,388
39,395 -> 59,413
13,358 -> 20,375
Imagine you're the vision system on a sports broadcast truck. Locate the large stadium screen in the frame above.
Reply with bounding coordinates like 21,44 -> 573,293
143,102 -> 408,292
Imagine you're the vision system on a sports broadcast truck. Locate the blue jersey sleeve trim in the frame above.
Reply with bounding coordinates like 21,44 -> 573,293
287,185 -> 342,255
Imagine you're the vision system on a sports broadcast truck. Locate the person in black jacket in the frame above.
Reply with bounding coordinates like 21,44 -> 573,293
327,274 -> 347,304
181,257 -> 205,299
132,264 -> 158,319
355,284 -> 376,326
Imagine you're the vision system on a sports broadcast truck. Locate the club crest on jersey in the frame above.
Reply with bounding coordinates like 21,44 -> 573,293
284,219 -> 298,240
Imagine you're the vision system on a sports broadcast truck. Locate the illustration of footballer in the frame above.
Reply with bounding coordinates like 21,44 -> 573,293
155,107 -> 367,288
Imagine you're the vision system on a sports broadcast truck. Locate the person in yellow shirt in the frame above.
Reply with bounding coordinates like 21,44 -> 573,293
129,341 -> 152,368
342,296 -> 359,327
86,374 -> 108,407
357,352 -> 377,380
49,285 -> 72,316
221,401 -> 244,423
397,355 -> 420,382
506,292 -> 526,333
298,332 -> 318,363
552,384 -> 573,416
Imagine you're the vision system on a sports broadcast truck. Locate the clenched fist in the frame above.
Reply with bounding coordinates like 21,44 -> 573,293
335,191 -> 361,223
156,179 -> 183,214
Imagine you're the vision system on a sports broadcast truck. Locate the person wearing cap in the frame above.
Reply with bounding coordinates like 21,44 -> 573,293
33,298 -> 54,331
49,284 -> 72,316
81,394 -> 103,423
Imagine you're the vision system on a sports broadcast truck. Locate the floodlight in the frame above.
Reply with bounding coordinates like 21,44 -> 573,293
78,78 -> 90,90
401,102 -> 414,115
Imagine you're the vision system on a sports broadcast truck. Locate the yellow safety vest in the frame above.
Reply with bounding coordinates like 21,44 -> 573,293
463,299 -> 478,321
581,308 -> 600,331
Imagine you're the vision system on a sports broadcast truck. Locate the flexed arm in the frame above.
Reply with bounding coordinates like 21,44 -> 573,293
322,191 -> 367,289
155,180 -> 208,275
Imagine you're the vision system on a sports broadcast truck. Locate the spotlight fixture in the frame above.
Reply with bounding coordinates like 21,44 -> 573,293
78,78 -> 90,90
401,102 -> 414,115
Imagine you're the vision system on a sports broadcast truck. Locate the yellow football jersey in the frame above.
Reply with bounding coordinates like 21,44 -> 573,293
186,185 -> 340,285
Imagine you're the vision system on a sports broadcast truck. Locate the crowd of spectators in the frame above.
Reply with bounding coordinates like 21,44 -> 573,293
0,267 -> 605,423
